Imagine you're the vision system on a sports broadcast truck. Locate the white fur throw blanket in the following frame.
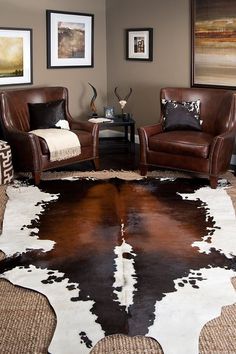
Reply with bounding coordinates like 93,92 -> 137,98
30,129 -> 81,162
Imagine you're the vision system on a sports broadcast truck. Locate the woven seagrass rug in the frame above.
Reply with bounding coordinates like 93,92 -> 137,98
0,171 -> 236,354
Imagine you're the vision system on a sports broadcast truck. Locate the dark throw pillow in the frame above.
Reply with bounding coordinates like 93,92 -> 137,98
162,99 -> 202,132
28,99 -> 68,130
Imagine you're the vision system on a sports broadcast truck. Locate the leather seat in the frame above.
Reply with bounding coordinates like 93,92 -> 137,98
149,131 -> 213,158
138,87 -> 236,188
0,86 -> 100,184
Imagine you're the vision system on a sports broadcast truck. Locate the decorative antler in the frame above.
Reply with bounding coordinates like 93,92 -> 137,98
114,87 -> 122,101
124,88 -> 133,101
88,82 -> 98,117
114,87 -> 133,116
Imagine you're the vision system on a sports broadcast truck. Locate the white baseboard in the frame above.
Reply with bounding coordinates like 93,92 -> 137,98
99,129 -> 139,143
99,129 -> 123,138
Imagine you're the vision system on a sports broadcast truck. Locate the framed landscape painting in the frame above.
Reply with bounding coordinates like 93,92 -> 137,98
46,10 -> 94,68
0,28 -> 32,86
191,0 -> 236,88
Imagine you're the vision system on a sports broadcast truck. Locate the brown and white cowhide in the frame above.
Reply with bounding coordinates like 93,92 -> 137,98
0,177 -> 236,354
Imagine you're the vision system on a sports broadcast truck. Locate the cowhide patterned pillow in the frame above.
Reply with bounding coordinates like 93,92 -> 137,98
161,99 -> 202,132
28,99 -> 70,130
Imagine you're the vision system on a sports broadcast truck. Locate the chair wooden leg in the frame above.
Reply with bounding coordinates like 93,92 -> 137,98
32,171 -> 41,185
93,158 -> 100,171
210,176 -> 218,189
140,164 -> 148,176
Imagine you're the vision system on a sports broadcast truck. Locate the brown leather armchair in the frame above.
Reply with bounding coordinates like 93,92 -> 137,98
0,86 -> 99,184
138,87 -> 236,188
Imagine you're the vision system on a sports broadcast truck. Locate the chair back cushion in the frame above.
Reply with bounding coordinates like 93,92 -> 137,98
0,87 -> 68,134
160,87 -> 235,136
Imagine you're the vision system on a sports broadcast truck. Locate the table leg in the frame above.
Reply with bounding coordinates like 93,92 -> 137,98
124,126 -> 128,141
130,123 -> 135,143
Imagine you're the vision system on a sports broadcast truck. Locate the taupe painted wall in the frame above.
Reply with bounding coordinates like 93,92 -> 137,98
0,0 -> 200,126
106,0 -> 191,128
1,0 -> 235,157
0,0 -> 107,118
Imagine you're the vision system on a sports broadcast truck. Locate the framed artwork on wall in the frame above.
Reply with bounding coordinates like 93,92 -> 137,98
46,10 -> 94,68
126,28 -> 153,61
191,0 -> 236,88
0,28 -> 32,86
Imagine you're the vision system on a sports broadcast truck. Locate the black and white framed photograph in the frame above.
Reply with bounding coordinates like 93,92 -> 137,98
0,27 -> 32,86
104,106 -> 115,118
46,10 -> 94,68
126,28 -> 153,61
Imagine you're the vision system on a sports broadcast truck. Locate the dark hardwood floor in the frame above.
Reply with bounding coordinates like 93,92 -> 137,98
58,142 -> 140,172
99,141 -> 139,170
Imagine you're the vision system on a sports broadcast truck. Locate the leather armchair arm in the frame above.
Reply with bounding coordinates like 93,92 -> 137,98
69,120 -> 99,136
138,123 -> 163,165
6,129 -> 42,171
69,120 -> 99,159
139,123 -> 163,138
138,123 -> 163,148
209,131 -> 235,175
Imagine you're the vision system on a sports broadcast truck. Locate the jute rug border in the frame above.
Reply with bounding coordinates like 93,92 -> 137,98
0,170 -> 236,354
15,169 -> 199,181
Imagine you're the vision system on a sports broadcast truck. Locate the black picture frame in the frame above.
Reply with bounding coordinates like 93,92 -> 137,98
191,0 -> 236,89
126,28 -> 153,61
46,9 -> 94,68
0,27 -> 32,86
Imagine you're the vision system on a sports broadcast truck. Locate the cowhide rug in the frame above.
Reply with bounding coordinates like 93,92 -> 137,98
0,177 -> 236,354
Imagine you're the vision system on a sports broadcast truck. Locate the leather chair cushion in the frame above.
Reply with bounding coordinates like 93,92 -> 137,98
149,131 -> 214,158
39,130 -> 93,155
162,99 -> 202,132
29,99 -> 68,130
